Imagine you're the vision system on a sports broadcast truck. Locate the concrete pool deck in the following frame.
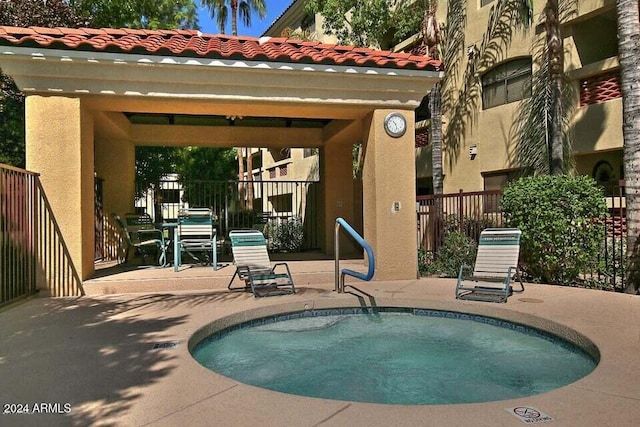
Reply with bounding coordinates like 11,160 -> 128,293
1,276 -> 639,426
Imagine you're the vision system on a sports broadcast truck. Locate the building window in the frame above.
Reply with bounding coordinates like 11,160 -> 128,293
483,169 -> 520,212
160,188 -> 180,203
481,58 -> 532,109
271,147 -> 291,162
301,14 -> 315,32
251,152 -> 262,170
269,194 -> 293,213
268,168 -> 276,179
480,0 -> 495,7
279,164 -> 288,177
303,148 -> 318,158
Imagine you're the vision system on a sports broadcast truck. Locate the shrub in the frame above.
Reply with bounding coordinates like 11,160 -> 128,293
418,247 -> 438,276
263,217 -> 304,252
501,175 -> 606,285
435,231 -> 477,278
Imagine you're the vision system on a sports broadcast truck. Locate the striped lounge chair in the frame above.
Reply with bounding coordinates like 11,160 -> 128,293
227,229 -> 295,297
174,208 -> 217,271
455,228 -> 524,303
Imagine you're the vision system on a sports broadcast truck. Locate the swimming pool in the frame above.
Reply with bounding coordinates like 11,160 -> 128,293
191,308 -> 597,405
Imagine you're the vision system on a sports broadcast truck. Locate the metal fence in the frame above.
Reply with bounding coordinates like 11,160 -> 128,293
134,179 -> 322,250
417,186 -> 627,291
598,182 -> 626,291
417,189 -> 504,254
1,164 -> 83,306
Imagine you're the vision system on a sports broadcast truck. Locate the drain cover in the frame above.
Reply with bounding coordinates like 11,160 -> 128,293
152,341 -> 178,350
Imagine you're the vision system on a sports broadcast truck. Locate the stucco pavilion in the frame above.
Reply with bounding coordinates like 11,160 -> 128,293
0,26 -> 442,288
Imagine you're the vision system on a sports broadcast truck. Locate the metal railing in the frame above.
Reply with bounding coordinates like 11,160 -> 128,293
417,184 -> 627,292
335,217 -> 375,293
417,189 -> 503,255
1,163 -> 83,306
133,179 -> 321,250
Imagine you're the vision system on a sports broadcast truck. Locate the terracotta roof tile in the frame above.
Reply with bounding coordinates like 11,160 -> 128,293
0,26 -> 442,71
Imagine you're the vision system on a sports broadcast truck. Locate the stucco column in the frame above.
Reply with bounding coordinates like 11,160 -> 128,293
26,95 -> 95,282
320,141 -> 359,256
362,110 -> 418,280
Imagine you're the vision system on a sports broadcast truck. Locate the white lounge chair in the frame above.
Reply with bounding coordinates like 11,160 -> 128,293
174,208 -> 217,271
227,229 -> 295,297
455,228 -> 524,303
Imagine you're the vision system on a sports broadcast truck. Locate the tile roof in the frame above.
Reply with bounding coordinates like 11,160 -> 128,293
0,26 -> 442,71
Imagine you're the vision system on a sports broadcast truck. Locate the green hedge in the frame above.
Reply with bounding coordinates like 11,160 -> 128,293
501,175 -> 606,285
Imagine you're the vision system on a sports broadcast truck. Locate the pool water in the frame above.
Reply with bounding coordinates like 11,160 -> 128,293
192,310 -> 596,405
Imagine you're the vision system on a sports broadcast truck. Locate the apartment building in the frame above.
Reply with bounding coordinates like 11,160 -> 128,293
266,0 -> 622,195
436,0 -> 621,194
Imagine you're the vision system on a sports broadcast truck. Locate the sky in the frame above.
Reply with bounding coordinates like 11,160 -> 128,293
197,0 -> 294,37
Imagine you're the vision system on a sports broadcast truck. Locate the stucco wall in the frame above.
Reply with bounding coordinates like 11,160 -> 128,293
26,95 -> 95,282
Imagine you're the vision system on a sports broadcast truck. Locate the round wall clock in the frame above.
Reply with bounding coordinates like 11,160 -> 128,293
384,112 -> 407,138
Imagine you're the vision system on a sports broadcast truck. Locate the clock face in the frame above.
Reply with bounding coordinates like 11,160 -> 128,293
384,112 -> 407,138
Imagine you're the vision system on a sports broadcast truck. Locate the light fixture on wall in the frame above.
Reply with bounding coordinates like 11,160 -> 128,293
469,144 -> 478,160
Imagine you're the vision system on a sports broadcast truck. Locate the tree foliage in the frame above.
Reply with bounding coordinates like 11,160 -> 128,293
68,0 -> 198,29
135,146 -> 178,198
305,0 -> 422,49
174,146 -> 238,211
0,75 -> 25,167
175,147 -> 237,182
0,0 -> 90,27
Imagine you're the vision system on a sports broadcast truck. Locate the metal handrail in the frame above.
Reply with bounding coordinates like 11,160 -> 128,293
335,217 -> 375,293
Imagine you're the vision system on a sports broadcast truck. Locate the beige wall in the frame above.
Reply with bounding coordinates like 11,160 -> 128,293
437,0 -> 621,193
26,95 -> 96,282
321,141 -> 358,256
363,110 -> 418,280
94,137 -> 135,217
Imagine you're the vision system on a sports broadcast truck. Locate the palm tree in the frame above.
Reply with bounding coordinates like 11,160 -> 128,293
543,0 -> 564,175
203,0 -> 266,35
202,0 -> 266,210
509,1 -> 578,176
616,0 -> 640,293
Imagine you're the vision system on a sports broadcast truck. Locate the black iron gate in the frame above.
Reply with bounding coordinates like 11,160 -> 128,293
135,179 -> 321,250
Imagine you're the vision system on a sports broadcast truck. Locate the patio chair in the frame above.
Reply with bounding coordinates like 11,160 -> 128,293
227,229 -> 295,297
112,213 -> 166,266
174,208 -> 217,271
455,228 -> 524,303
